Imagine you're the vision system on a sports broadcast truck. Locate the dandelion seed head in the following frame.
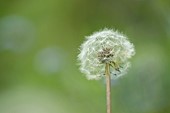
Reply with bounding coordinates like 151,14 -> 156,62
78,29 -> 135,80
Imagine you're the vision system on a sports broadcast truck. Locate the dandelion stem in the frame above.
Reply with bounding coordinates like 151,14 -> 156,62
105,63 -> 111,113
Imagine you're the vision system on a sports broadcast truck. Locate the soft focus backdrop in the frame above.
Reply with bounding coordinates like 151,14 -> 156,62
0,0 -> 170,113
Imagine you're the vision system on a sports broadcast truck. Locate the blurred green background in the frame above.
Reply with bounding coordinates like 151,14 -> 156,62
0,0 -> 170,113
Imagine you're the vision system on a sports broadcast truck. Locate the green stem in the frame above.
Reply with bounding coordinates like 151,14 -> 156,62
105,63 -> 111,113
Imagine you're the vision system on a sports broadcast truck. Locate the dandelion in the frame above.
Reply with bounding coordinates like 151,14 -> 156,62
78,29 -> 135,80
77,28 -> 135,113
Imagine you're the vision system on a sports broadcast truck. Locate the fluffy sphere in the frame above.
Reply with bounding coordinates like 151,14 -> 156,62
78,29 -> 135,80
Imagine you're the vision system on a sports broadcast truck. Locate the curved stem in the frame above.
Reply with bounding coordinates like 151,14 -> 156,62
105,63 -> 111,113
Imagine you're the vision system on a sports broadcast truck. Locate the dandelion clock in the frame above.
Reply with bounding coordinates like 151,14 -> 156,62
78,29 -> 135,113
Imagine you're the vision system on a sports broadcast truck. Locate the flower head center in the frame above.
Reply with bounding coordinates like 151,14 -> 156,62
97,48 -> 114,63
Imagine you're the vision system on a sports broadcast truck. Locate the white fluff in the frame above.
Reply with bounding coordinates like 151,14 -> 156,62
78,29 -> 135,80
